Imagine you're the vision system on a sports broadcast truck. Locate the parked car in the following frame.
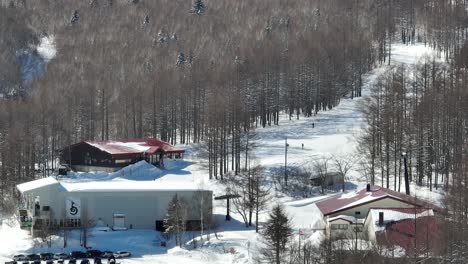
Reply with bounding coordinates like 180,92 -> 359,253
27,254 -> 41,261
68,258 -> 77,264
80,259 -> 90,264
100,251 -> 113,258
57,260 -> 64,264
40,252 -> 54,260
13,255 -> 27,261
45,260 -> 54,264
31,260 -> 41,264
53,253 -> 69,260
113,251 -> 131,258
4,261 -> 18,264
86,250 -> 102,258
70,251 -> 87,259
93,257 -> 102,264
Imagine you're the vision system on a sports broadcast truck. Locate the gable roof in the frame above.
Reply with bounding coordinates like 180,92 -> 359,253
316,185 -> 444,216
68,138 -> 184,157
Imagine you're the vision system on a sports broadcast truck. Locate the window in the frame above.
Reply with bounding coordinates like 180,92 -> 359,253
353,226 -> 363,232
115,159 -> 131,164
65,218 -> 81,228
331,224 -> 348,230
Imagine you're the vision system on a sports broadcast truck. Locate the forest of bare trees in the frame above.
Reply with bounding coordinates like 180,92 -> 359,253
0,0 -> 380,199
1,0 -> 468,261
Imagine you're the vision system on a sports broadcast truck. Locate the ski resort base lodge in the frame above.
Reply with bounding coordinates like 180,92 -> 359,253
17,177 -> 212,234
60,138 -> 185,172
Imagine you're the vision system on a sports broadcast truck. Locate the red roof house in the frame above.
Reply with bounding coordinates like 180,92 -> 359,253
60,138 -> 185,172
316,185 -> 444,218
368,208 -> 440,256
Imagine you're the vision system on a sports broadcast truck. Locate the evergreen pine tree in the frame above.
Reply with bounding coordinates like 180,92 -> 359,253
176,52 -> 186,66
164,194 -> 188,247
258,204 -> 293,264
71,10 -> 80,24
191,0 -> 205,15
143,15 -> 150,26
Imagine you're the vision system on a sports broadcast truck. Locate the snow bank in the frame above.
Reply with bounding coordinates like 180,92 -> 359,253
64,161 -> 163,182
0,219 -> 33,263
110,160 -> 163,180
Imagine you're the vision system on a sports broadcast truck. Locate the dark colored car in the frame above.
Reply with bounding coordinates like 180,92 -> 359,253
53,253 -> 69,260
93,257 -> 102,264
45,260 -> 54,264
31,260 -> 41,264
80,259 -> 90,264
41,252 -> 54,260
68,258 -> 77,264
57,260 -> 64,264
4,261 -> 18,264
70,252 -> 87,259
86,250 -> 102,258
27,254 -> 41,261
13,255 -> 27,261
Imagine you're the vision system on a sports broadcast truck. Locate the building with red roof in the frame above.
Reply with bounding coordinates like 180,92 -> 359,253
316,184 -> 444,255
365,208 -> 440,256
60,138 -> 185,172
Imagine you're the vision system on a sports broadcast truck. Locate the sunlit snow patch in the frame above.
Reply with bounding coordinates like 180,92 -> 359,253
37,36 -> 56,62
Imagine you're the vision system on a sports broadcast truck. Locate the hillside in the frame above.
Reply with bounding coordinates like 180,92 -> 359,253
1,0 -> 468,263
0,43 -> 444,264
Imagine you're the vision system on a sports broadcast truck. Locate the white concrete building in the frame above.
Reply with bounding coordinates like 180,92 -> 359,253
17,177 -> 212,234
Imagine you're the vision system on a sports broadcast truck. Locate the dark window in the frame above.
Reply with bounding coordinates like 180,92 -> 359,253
331,224 -> 348,230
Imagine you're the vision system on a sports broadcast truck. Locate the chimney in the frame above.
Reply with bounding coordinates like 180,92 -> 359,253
366,183 -> 371,192
378,212 -> 384,225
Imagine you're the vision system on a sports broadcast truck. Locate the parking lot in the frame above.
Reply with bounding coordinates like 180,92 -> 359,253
7,249 -> 131,264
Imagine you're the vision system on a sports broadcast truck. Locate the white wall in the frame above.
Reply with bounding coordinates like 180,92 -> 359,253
328,198 -> 416,219
23,186 -> 212,230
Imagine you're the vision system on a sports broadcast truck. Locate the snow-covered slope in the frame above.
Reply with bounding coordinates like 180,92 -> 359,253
0,43 -> 442,264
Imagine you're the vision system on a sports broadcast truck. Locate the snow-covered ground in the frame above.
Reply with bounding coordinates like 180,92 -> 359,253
0,43 -> 443,263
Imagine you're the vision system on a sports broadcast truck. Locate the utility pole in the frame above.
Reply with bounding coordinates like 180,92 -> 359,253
402,152 -> 410,195
285,137 -> 289,186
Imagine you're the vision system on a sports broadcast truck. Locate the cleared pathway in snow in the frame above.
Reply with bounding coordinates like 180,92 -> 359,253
251,43 -> 439,234
254,43 -> 436,179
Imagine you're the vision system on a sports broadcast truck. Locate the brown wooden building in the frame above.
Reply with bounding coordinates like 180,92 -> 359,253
60,138 -> 185,172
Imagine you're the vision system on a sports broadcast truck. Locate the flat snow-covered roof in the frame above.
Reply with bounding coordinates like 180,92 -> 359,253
17,177 -> 59,194
60,180 -> 204,193
17,176 -> 209,194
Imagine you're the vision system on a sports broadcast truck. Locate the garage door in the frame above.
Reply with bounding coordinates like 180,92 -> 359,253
113,214 -> 126,230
